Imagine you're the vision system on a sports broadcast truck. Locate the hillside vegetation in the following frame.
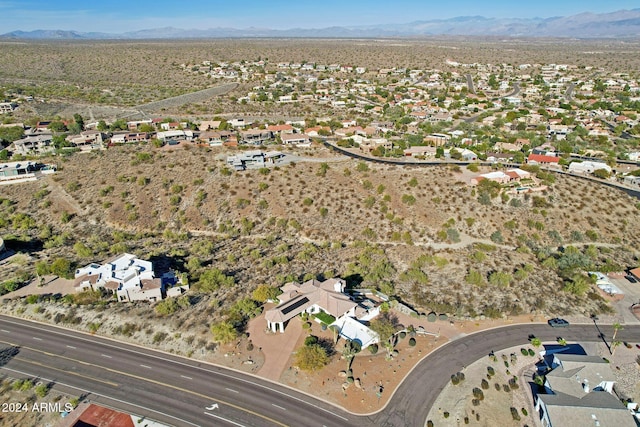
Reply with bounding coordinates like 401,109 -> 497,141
1,145 -> 638,320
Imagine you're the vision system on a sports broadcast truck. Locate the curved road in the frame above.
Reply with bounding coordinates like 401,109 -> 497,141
2,315 -> 640,426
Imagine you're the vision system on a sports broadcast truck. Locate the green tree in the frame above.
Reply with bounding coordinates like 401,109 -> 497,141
252,285 -> 281,302
155,298 -> 179,315
210,321 -> 238,344
73,242 -> 93,258
196,268 -> 234,292
50,258 -> 73,279
295,343 -> 329,371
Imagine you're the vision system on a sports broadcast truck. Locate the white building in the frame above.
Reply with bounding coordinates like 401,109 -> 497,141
74,253 -> 185,303
568,161 -> 612,175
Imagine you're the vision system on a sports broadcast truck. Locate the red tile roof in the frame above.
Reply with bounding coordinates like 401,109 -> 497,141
528,153 -> 560,163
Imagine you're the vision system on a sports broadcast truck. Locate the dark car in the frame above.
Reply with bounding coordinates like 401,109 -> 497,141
625,275 -> 638,283
548,318 -> 570,328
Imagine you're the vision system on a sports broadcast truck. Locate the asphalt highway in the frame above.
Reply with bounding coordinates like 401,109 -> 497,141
1,315 -> 639,427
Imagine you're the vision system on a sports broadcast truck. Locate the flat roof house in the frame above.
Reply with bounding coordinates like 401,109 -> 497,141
74,253 -> 185,303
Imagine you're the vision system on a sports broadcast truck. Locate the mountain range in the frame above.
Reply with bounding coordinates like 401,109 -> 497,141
3,9 -> 640,40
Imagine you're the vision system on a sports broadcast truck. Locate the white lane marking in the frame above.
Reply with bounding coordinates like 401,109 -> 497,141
140,364 -> 152,369
272,404 -> 287,411
1,317 -> 349,422
204,412 -> 248,427
32,337 -> 42,340
0,366 -> 200,427
181,375 -> 192,380
101,354 -> 112,358
1,329 -> 10,333
66,345 -> 76,349
225,388 -> 239,393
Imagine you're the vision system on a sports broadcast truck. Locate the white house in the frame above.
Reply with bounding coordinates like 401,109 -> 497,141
568,161 -> 612,175
74,253 -> 185,303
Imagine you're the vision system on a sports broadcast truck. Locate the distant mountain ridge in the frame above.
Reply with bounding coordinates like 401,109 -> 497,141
3,9 -> 640,39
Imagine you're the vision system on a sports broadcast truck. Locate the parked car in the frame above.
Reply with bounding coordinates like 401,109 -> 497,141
625,275 -> 637,283
548,318 -> 570,328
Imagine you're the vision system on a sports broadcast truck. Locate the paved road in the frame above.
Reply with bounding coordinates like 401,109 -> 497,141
565,82 -> 575,102
465,74 -> 475,94
2,315 -> 640,427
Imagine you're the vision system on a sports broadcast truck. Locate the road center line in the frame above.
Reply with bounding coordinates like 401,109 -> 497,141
1,318 -> 334,422
32,337 -> 42,340
180,375 -> 192,380
140,364 -> 152,369
1,366 -> 199,427
1,329 -> 10,333
204,412 -> 248,427
101,354 -> 112,358
272,404 -> 286,411
66,345 -> 76,349
225,388 -> 239,393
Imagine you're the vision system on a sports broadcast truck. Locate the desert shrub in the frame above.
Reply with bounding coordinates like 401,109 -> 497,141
408,337 -> 416,346
427,312 -> 437,322
472,387 -> 484,400
487,366 -> 495,376
152,332 -> 168,344
368,344 -> 379,354
510,407 -> 521,421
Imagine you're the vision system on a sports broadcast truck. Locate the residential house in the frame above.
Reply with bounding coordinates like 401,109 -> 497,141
240,129 -> 273,145
156,130 -> 193,143
13,134 -> 54,155
486,152 -> 515,163
568,161 -> 612,175
534,353 -> 633,427
110,132 -> 150,144
265,278 -> 357,333
280,133 -> 311,147
0,102 -> 18,113
65,131 -> 107,151
623,175 -> 640,189
447,148 -> 478,161
74,253 -> 185,303
267,124 -> 294,134
305,126 -> 331,137
403,146 -> 437,158
126,119 -> 152,130
0,161 -> 40,180
198,120 -> 222,131
424,133 -> 450,146
469,168 -> 530,186
226,150 -> 267,170
199,130 -> 235,146
527,153 -> 560,167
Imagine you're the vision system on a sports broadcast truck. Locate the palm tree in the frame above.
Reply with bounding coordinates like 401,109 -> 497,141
612,322 -> 623,341
342,340 -> 358,371
611,340 -> 621,356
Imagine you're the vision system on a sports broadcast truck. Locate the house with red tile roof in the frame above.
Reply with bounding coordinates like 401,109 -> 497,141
527,153 -> 560,165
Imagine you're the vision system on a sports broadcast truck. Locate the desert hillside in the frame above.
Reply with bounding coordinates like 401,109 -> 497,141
1,144 -> 638,319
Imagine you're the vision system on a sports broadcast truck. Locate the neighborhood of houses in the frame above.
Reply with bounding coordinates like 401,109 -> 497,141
2,56 -> 640,186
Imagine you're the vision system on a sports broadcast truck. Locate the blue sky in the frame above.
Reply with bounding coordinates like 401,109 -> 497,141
1,0 -> 638,33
